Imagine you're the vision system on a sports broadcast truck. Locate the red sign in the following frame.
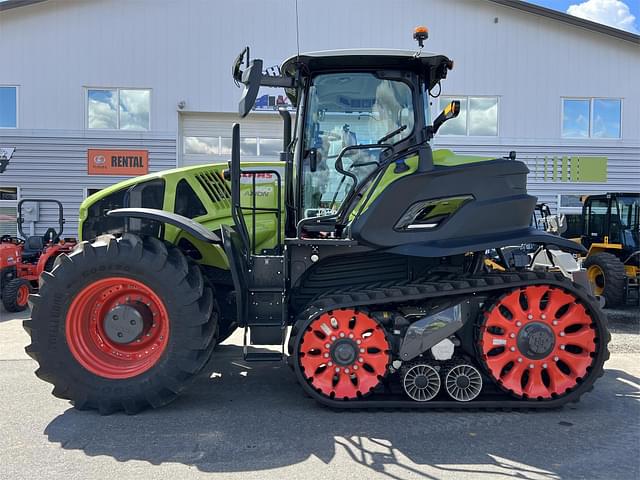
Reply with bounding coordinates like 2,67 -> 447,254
88,149 -> 149,176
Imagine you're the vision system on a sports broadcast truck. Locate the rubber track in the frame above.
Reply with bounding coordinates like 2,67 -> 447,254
290,270 -> 610,410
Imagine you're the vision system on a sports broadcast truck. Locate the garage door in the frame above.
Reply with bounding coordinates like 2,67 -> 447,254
180,112 -> 284,167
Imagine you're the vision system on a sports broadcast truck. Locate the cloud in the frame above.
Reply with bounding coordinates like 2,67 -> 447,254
119,90 -> 150,131
567,0 -> 639,33
87,93 -> 117,129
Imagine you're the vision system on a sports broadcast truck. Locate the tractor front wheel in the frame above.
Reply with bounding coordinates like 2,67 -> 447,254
2,278 -> 31,312
584,252 -> 626,307
24,234 -> 218,414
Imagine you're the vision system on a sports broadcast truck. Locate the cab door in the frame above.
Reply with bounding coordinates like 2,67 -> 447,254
582,196 -> 610,249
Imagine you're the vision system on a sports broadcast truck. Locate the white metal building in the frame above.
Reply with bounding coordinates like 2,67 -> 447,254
0,0 -> 638,236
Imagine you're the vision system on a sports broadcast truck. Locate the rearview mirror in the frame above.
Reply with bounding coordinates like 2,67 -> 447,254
238,59 -> 264,118
431,100 -> 460,135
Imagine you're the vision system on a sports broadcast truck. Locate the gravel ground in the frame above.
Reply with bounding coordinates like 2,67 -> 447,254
606,304 -> 640,353
0,304 -> 638,480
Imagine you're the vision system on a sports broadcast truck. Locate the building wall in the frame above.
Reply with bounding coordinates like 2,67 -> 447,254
0,0 -> 638,138
1,0 -> 639,236
0,130 -> 175,235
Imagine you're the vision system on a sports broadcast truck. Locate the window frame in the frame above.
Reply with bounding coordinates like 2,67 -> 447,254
561,97 -> 622,139
85,87 -> 152,131
0,85 -> 19,129
436,95 -> 499,137
0,186 -> 20,237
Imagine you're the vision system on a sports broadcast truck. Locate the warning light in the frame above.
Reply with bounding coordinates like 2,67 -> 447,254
413,26 -> 429,48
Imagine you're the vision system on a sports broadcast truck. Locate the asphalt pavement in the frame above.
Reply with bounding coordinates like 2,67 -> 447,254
0,305 -> 638,480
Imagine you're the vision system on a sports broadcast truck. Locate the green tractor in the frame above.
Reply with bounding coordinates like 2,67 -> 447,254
25,32 -> 609,414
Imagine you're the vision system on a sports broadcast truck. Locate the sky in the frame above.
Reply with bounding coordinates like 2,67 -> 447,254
0,0 -> 638,34
529,0 -> 639,33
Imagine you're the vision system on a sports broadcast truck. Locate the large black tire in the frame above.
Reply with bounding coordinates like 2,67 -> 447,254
23,234 -> 218,414
584,252 -> 627,307
2,278 -> 31,312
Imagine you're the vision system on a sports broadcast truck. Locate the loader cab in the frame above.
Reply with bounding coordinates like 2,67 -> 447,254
582,193 -> 640,254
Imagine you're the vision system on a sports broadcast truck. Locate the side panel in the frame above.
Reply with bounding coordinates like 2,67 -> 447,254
350,159 -> 535,250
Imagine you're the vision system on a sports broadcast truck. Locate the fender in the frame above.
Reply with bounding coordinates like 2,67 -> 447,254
108,208 -> 221,244
384,228 -> 586,258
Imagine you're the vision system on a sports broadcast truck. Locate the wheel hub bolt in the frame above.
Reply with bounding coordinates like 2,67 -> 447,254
517,357 -> 523,363
325,344 -> 331,349
527,314 -> 533,320
541,314 -> 546,320
353,365 -> 358,370
529,363 -> 534,369
516,321 -> 522,327
510,333 -> 516,338
324,353 -> 329,358
339,332 -> 345,338
510,346 -> 516,352
554,356 -> 559,361
358,357 -> 364,363
360,348 -> 365,353
559,331 -> 565,337
356,340 -> 362,344
335,367 -> 340,373
328,361 -> 333,366
130,319 -> 136,325
560,345 -> 566,350
112,315 -> 119,320
331,336 -> 336,341
348,333 -> 354,339
542,363 -> 548,369
552,320 -> 558,326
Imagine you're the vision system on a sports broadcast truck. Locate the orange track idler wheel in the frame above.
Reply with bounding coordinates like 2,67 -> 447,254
479,285 -> 597,399
298,309 -> 390,400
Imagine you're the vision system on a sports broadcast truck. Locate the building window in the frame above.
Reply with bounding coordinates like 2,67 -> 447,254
0,187 -> 18,236
0,86 -> 18,128
562,98 -> 621,138
87,88 -> 150,130
86,188 -> 102,198
184,136 -> 279,157
437,96 -> 498,136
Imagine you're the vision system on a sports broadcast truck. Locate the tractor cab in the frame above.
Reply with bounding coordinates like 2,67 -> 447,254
232,46 -> 458,242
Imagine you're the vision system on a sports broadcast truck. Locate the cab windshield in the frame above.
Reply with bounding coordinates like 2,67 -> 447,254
301,72 -> 415,218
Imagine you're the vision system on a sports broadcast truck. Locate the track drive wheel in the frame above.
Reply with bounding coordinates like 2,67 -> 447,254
583,252 -> 626,307
479,285 -> 608,400
295,309 -> 390,400
2,278 -> 31,312
24,234 -> 218,414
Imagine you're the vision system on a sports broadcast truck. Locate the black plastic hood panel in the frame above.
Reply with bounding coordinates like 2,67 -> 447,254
350,159 -> 561,256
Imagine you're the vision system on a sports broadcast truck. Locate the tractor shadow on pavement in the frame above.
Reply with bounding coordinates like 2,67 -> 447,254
44,344 -> 640,480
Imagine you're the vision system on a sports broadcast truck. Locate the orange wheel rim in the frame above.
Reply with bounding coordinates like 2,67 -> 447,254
299,309 -> 390,400
479,285 -> 597,399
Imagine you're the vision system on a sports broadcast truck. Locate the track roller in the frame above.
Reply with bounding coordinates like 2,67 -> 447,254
402,363 -> 441,402
445,363 -> 483,402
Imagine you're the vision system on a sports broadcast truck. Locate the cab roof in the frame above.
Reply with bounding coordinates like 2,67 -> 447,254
282,49 -> 451,75
281,49 -> 453,104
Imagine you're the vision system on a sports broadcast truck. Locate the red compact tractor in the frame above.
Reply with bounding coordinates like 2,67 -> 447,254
0,199 -> 76,312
